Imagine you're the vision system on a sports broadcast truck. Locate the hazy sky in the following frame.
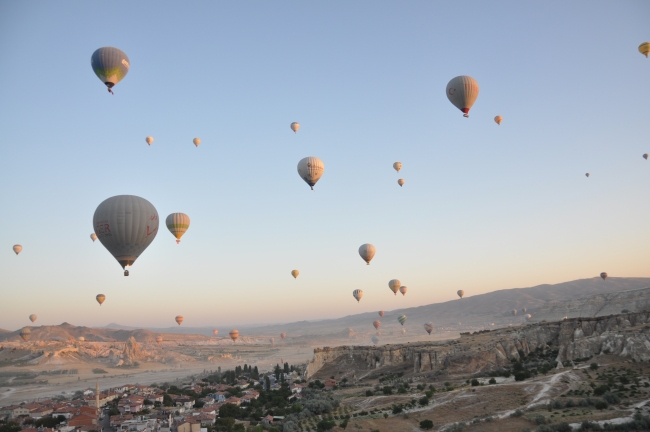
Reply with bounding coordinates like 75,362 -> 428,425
1,1 -> 649,330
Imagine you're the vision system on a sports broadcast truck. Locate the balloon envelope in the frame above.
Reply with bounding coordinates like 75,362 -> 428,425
393,162 -> 402,172
229,329 -> 239,342
96,294 -> 106,306
494,115 -> 503,125
90,233 -> 97,242
457,290 -> 465,299
398,315 -> 407,326
644,154 -> 649,160
424,322 -> 434,335
291,270 -> 299,279
78,337 -> 85,342
13,245 -> 22,255
146,136 -> 153,145
353,289 -> 363,302
193,138 -> 201,147
640,42 -> 650,58
388,280 -> 401,295
373,320 -> 381,330
290,122 -> 300,133
600,272 -> 608,281
359,244 -> 376,265
397,179 -> 405,187
523,307 -> 527,313
399,286 -> 408,296
297,156 -> 324,190
166,213 -> 190,244
29,314 -> 37,323
585,173 -> 590,177
91,47 -> 130,92
512,309 -> 517,316
156,336 -> 163,344
213,329 -> 219,336
19,328 -> 31,341
175,316 -> 184,325
446,76 -> 479,117
281,333 -> 287,339
378,311 -> 384,317
93,195 -> 159,272
371,335 -> 379,345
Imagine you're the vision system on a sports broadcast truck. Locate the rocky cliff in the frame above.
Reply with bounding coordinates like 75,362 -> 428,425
306,311 -> 650,379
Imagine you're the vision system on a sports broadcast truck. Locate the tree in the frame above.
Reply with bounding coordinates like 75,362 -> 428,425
0,423 -> 21,432
590,363 -> 599,370
595,401 -> 608,411
219,403 -> 241,418
284,363 -> 290,374
316,419 -> 335,431
163,393 -> 174,407
419,419 -> 434,430
471,379 -> 479,387
488,378 -> 496,384
418,396 -> 429,406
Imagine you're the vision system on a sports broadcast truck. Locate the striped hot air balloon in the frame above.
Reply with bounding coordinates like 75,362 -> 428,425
353,289 -> 363,303
229,329 -> 239,342
424,322 -> 434,335
372,320 -> 381,330
166,213 -> 190,244
378,311 -> 384,317
175,316 -> 184,325
398,315 -> 407,326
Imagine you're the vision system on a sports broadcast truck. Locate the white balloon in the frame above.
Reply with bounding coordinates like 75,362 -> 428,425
446,76 -> 479,118
297,157 -> 324,190
358,243 -> 376,265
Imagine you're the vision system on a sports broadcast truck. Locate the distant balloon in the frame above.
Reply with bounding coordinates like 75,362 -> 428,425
353,289 -> 363,303
490,323 -> 495,326
398,315 -> 407,326
96,294 -> 106,306
401,328 -> 407,335
393,162 -> 402,172
644,154 -> 649,160
90,233 -> 97,242
13,245 -> 22,255
213,329 -> 219,336
290,122 -> 300,133
29,314 -> 37,323
494,115 -> 503,125
600,272 -> 608,281
145,136 -> 154,146
358,244 -> 376,265
397,179 -> 405,187
19,328 -> 31,341
399,286 -> 408,296
78,337 -> 85,342
166,213 -> 190,244
457,290 -> 464,299
91,47 -> 130,94
297,156 -> 324,190
193,138 -> 201,147
424,322 -> 434,335
522,307 -> 527,313
640,42 -> 650,58
156,336 -> 163,344
512,309 -> 517,316
281,333 -> 287,339
175,316 -> 184,325
229,329 -> 239,342
291,270 -> 299,279
373,320 -> 381,330
585,173 -> 590,178
388,280 -> 401,295
270,338 -> 275,345
93,195 -> 159,275
446,76 -> 479,118
563,316 -> 568,320
378,311 -> 385,318
371,335 -> 379,345
525,314 -> 532,320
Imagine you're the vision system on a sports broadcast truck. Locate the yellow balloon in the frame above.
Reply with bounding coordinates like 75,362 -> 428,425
397,179 -> 405,187
639,42 -> 650,58
96,294 -> 106,306
291,270 -> 299,279
146,136 -> 154,145
193,138 -> 201,147
494,115 -> 503,125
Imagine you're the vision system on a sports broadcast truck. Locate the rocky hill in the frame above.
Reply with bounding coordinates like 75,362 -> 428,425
306,310 -> 650,380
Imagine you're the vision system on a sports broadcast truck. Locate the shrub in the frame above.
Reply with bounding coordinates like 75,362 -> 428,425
514,371 -> 530,381
365,390 -> 373,396
603,392 -> 620,404
488,377 -> 496,384
594,401 -> 608,411
532,414 -> 547,425
589,363 -> 599,370
419,396 -> 429,406
471,379 -> 479,387
510,409 -> 523,417
419,419 -> 434,430
316,419 -> 335,431
392,405 -> 403,414
382,386 -> 393,395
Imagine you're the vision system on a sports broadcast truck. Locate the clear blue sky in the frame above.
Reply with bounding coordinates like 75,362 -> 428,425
1,1 -> 649,330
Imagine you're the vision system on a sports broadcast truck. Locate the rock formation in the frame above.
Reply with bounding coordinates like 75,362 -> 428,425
122,336 -> 142,365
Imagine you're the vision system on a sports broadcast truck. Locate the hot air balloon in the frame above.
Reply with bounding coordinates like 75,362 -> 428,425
644,154 -> 649,160
213,329 -> 219,336
563,316 -> 568,320
457,290 -> 464,299
281,333 -> 287,339
91,47 -> 130,94
29,314 -> 37,323
359,244 -> 376,265
640,42 -> 650,58
146,136 -> 153,146
512,309 -> 517,316
229,329 -> 239,342
424,322 -> 434,335
446,76 -> 479,118
398,315 -> 407,326
494,115 -> 503,125
373,320 -> 381,330
525,314 -> 532,320
13,245 -> 22,255
371,335 -> 379,345
96,294 -> 106,306
353,289 -> 363,303
397,179 -> 405,187
78,337 -> 85,342
378,311 -> 385,318
93,195 -> 159,276
290,122 -> 300,133
166,213 -> 190,244
600,272 -> 608,281
90,233 -> 97,242
175,316 -> 184,325
193,138 -> 201,147
156,336 -> 163,344
585,173 -> 590,178
291,270 -> 299,279
393,162 -> 402,172
399,286 -> 408,296
401,328 -> 407,335
388,279 -> 401,295
297,157 -> 324,190
522,307 -> 527,313
270,338 -> 275,345
19,328 -> 31,341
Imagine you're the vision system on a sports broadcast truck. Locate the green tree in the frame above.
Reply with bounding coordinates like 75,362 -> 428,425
418,396 -> 429,406
419,419 -> 434,430
219,403 -> 241,418
316,419 -> 335,431
0,423 -> 21,432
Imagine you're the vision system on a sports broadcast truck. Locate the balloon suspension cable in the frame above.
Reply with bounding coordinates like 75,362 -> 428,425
108,88 -> 114,95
